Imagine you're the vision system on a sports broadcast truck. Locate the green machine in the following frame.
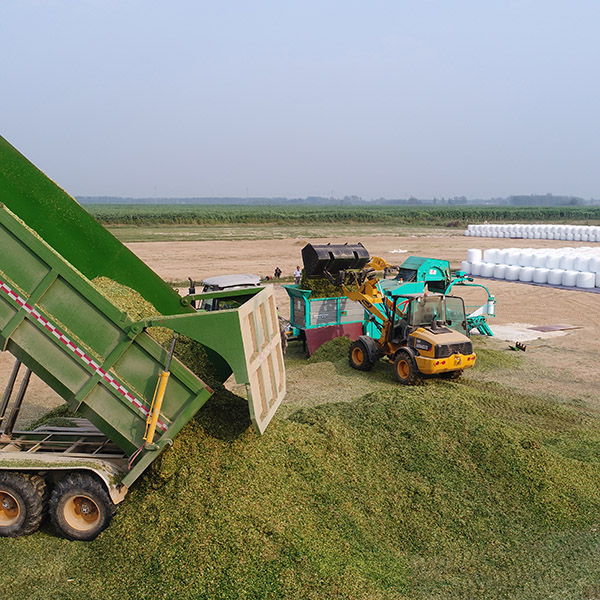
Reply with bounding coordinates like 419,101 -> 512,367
0,136 -> 286,540
385,255 -> 452,294
372,256 -> 496,337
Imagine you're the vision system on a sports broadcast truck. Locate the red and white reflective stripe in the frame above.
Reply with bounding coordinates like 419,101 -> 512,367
0,278 -> 168,432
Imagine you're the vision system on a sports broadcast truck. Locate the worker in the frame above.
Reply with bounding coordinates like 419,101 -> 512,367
274,267 -> 282,279
294,266 -> 302,285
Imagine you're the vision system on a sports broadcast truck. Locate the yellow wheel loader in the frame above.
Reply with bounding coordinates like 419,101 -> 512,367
302,243 -> 476,384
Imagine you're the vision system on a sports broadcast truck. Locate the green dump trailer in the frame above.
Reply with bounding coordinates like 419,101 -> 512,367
0,136 -> 286,540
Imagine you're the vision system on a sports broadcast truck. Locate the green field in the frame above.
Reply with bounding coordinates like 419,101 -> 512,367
85,204 -> 600,227
4,338 -> 600,600
103,222 -> 449,244
85,204 -> 600,243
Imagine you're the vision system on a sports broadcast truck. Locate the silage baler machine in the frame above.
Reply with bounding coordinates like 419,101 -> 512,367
376,256 -> 496,337
0,136 -> 286,540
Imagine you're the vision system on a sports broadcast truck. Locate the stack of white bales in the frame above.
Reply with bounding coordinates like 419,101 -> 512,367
465,224 -> 600,241
461,247 -> 600,289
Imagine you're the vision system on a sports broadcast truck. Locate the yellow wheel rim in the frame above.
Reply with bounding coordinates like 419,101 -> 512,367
397,359 -> 410,379
0,491 -> 20,527
352,346 -> 364,364
63,495 -> 100,532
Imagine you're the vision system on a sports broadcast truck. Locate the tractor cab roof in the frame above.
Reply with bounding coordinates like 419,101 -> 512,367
201,274 -> 262,290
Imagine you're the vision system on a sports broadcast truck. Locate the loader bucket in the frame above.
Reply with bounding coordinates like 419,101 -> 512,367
301,243 -> 370,278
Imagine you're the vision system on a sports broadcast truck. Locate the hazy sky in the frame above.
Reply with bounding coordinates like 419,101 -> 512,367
2,1 -> 600,199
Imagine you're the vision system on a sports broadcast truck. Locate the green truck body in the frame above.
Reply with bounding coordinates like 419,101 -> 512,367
0,136 -> 285,539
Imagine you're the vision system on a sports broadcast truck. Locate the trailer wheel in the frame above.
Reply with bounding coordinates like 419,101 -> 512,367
0,472 -> 46,537
394,350 -> 421,385
50,473 -> 115,541
349,340 -> 375,371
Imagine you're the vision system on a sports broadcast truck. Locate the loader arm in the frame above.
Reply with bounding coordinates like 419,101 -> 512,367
341,283 -> 388,323
367,256 -> 398,272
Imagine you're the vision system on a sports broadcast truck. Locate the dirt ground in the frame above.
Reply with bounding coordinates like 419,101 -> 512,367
2,230 -> 599,426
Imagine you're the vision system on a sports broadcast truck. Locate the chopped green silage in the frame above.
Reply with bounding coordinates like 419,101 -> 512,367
92,276 -> 160,323
25,404 -> 72,430
472,346 -> 524,372
298,270 -> 359,298
92,276 -> 219,387
7,359 -> 600,599
306,336 -> 352,364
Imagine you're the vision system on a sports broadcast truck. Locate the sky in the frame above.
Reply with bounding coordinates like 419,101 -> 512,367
2,1 -> 600,200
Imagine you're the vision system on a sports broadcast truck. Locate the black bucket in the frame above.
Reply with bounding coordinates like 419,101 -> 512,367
301,243 -> 370,277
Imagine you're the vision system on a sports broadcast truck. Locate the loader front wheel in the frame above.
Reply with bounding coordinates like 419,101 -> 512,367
50,473 -> 115,541
394,350 -> 421,385
349,340 -> 375,371
0,472 -> 46,537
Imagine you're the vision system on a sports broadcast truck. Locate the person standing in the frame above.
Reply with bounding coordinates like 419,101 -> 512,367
294,266 -> 302,285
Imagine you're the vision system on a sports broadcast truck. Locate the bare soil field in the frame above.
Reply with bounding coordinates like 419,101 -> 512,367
2,228 -> 599,425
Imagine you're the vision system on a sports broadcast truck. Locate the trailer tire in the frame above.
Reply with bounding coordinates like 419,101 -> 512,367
349,340 -> 375,371
50,473 -> 115,541
394,350 -> 421,385
0,472 -> 46,537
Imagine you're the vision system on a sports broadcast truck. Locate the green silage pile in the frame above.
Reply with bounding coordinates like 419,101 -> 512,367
306,336 -> 352,364
10,277 -> 600,598
7,376 -> 600,599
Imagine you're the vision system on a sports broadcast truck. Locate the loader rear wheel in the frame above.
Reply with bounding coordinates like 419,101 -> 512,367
349,340 -> 375,371
0,472 -> 46,537
394,350 -> 421,385
50,473 -> 115,541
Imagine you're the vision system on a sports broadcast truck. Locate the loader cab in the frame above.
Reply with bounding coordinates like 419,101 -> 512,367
390,294 -> 469,339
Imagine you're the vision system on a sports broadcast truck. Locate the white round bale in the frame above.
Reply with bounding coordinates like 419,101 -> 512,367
483,248 -> 499,263
561,270 -> 578,287
560,254 -> 576,270
519,266 -> 535,282
493,264 -> 507,279
470,261 -> 484,276
574,255 -> 590,272
576,272 -> 595,289
504,265 -> 521,280
480,263 -> 495,278
547,269 -> 566,285
532,268 -> 549,283
466,248 -> 483,263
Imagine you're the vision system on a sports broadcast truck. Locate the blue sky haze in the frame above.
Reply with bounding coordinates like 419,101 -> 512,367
2,1 -> 599,199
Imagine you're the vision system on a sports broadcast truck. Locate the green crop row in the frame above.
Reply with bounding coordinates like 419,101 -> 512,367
84,204 -> 600,227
